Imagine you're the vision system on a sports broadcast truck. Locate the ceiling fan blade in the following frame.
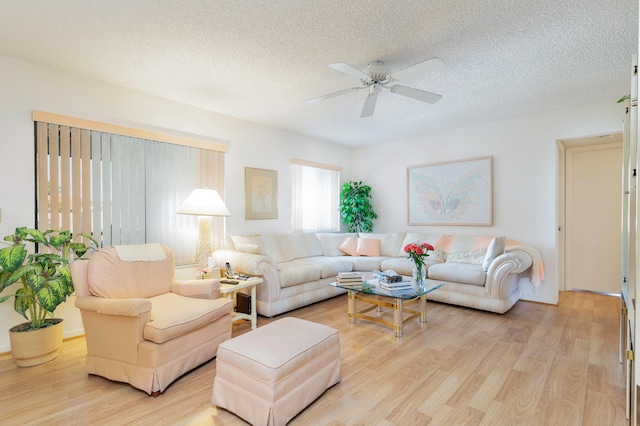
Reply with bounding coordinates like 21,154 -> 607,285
329,62 -> 369,79
360,93 -> 378,118
391,57 -> 445,81
390,85 -> 442,104
306,87 -> 362,103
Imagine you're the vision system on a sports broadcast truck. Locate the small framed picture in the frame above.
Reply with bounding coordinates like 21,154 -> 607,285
244,167 -> 278,220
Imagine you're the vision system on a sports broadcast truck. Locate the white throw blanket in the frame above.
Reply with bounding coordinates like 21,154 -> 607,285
113,243 -> 166,261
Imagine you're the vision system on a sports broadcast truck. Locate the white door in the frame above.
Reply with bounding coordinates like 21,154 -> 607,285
565,139 -> 622,294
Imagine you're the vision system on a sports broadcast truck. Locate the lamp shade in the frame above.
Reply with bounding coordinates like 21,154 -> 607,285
177,188 -> 231,217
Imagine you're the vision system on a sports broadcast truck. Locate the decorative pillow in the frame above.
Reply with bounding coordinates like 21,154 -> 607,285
338,236 -> 359,256
360,232 -> 405,257
355,237 -> 381,257
231,235 -> 260,251
234,243 -> 261,254
482,236 -> 506,271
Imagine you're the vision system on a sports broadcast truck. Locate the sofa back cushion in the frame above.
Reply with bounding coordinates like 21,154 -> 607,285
231,234 -> 289,263
435,235 -> 495,265
281,233 -> 324,260
400,232 -> 444,261
87,244 -> 174,299
359,232 -> 405,257
315,233 -> 358,256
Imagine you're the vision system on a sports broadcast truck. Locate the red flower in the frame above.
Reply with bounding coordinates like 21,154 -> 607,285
404,242 -> 433,269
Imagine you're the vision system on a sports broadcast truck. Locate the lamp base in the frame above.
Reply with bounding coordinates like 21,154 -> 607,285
197,216 -> 213,272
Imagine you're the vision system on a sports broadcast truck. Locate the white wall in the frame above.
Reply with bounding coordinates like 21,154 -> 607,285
0,55 -> 352,352
0,53 -> 625,353
352,101 -> 624,306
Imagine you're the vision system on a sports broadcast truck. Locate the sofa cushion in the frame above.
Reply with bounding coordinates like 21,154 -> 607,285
400,232 -> 444,261
359,232 -> 405,257
281,233 -> 324,260
144,293 -> 233,343
338,236 -> 359,256
482,236 -> 506,271
355,237 -> 381,256
88,245 -> 174,299
292,256 -> 353,279
445,250 -> 486,265
435,235 -> 497,265
427,263 -> 486,286
316,233 -> 358,257
277,260 -> 323,288
350,256 -> 386,272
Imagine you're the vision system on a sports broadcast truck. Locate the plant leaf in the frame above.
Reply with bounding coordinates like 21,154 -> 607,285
0,245 -> 27,272
37,279 -> 67,312
14,287 -> 30,319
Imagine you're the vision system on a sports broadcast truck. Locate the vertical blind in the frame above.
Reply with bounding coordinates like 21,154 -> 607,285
290,159 -> 341,232
35,118 -> 226,266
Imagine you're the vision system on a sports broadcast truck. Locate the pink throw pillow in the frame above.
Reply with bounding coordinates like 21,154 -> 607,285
355,238 -> 381,257
338,236 -> 359,256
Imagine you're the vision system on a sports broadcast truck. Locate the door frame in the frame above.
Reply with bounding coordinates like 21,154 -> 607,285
557,132 -> 623,292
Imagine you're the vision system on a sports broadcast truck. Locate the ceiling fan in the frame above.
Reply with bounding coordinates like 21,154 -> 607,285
307,57 -> 444,118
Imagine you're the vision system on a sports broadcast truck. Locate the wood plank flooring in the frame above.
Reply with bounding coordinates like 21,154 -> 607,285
0,291 -> 626,425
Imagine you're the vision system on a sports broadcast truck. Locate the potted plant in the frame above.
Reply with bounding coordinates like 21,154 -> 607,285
339,181 -> 378,233
0,227 -> 96,366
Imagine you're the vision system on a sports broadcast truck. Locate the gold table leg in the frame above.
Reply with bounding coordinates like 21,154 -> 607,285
394,298 -> 403,338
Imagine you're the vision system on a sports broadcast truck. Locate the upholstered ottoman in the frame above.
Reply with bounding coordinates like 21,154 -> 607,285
211,317 -> 341,426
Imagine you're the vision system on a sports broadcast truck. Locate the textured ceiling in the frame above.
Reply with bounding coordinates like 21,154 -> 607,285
0,0 -> 637,147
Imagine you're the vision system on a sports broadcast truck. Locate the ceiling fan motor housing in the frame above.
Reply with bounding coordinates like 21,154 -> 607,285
364,61 -> 391,84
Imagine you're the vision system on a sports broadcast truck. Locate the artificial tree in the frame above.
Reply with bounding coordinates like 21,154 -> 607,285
339,181 -> 378,232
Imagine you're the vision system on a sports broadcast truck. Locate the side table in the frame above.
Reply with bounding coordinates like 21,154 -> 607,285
219,276 -> 262,329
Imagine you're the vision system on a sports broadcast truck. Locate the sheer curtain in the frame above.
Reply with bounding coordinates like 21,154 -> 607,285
291,159 -> 341,232
35,114 -> 226,266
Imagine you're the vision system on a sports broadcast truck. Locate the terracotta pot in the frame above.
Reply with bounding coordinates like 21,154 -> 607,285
9,318 -> 64,367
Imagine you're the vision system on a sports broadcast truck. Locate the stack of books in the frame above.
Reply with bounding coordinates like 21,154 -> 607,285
336,272 -> 364,287
377,279 -> 414,294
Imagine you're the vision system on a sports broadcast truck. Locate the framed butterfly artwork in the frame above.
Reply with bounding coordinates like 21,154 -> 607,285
407,156 -> 493,226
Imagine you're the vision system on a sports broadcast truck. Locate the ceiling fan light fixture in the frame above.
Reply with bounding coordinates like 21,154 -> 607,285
311,57 -> 444,117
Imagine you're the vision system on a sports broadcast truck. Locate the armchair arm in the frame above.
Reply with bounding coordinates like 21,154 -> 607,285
75,295 -> 152,317
172,278 -> 220,299
75,295 -> 152,364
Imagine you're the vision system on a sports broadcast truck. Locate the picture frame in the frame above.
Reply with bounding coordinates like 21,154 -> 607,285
244,167 -> 278,220
407,156 -> 492,226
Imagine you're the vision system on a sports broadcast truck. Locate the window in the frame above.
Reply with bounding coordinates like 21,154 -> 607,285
291,159 -> 341,232
34,112 -> 227,266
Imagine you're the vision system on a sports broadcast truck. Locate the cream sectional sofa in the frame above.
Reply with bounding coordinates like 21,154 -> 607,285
211,232 -> 542,317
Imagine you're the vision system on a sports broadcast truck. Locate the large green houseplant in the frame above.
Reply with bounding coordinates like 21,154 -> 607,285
0,227 -> 96,366
339,181 -> 378,233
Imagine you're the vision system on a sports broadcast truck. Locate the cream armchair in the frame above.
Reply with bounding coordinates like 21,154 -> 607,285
71,244 -> 233,396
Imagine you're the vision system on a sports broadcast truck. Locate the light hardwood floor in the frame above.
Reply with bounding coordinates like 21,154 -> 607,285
0,291 -> 626,425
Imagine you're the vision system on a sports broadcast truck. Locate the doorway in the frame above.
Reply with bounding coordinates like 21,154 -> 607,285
559,134 -> 622,294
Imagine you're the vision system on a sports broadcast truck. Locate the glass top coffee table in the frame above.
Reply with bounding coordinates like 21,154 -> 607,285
330,278 -> 443,338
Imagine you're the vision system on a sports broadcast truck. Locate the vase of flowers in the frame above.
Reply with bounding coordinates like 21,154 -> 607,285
404,242 -> 434,289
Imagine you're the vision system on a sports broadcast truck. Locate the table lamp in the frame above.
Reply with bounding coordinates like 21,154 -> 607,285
177,188 -> 231,271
